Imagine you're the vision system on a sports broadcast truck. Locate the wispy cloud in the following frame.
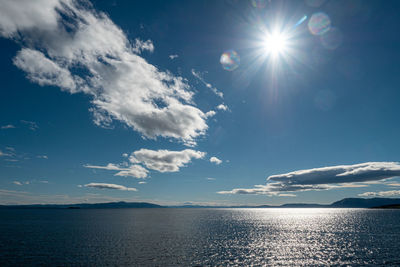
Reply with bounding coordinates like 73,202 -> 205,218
169,54 -> 178,60
278,193 -> 297,197
84,163 -> 148,179
0,147 -> 40,163
1,124 -> 15,129
12,179 -> 49,186
386,183 -> 400,187
358,190 -> 400,197
20,120 -> 38,131
84,183 -> 137,191
37,155 -> 48,159
219,162 -> 400,195
210,156 -> 222,165
206,177 -> 216,181
0,0 -> 211,146
5,159 -> 19,162
191,69 -> 223,98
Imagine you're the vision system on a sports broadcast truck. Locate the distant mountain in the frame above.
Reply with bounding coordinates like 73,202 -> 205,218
0,201 -> 163,209
174,199 -> 400,209
330,198 -> 400,208
279,203 -> 329,208
2,198 -> 400,209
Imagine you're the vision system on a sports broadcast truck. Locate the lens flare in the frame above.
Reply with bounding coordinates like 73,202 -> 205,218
308,12 -> 331,35
293,15 -> 308,29
220,50 -> 240,71
250,0 -> 268,9
320,27 -> 343,50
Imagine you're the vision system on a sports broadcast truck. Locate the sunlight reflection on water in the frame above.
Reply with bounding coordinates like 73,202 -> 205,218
1,208 -> 400,266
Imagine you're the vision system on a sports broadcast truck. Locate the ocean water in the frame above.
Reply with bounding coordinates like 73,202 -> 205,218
1,208 -> 399,266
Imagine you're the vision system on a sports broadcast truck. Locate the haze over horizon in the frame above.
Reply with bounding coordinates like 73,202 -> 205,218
1,0 -> 400,206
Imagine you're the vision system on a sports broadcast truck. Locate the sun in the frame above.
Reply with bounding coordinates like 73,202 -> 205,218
263,31 -> 288,57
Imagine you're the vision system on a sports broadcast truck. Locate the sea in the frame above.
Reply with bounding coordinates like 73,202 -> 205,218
1,208 -> 399,266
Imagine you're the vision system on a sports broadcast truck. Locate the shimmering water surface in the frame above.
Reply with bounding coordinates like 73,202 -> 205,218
1,208 -> 400,266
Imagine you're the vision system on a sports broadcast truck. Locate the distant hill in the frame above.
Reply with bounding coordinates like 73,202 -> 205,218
0,201 -> 163,209
1,198 -> 400,209
330,198 -> 400,208
279,203 -> 329,208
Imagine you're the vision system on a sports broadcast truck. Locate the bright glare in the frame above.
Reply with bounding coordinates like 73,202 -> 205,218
263,32 -> 288,56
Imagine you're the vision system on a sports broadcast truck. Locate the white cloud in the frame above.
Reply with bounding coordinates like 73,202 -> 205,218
85,183 -> 137,191
0,0 -> 61,38
205,110 -> 216,118
0,0 -> 209,146
267,162 -> 400,185
138,181 -> 147,184
206,177 -> 216,181
84,163 -> 148,179
13,181 -> 23,186
219,162 -> 400,195
14,49 -> 79,92
169,54 -> 178,60
210,156 -> 222,165
358,190 -> 400,197
114,165 -> 149,178
132,39 -> 154,53
130,148 -> 205,172
216,104 -> 228,111
37,155 -> 48,159
191,69 -> 223,98
85,148 -> 205,180
1,124 -> 15,129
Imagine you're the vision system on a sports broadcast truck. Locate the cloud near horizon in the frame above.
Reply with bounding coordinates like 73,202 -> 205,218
358,190 -> 400,197
0,0 -> 212,146
84,183 -> 137,191
218,162 -> 400,195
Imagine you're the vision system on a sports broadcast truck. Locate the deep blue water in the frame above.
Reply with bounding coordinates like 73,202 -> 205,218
1,208 -> 400,266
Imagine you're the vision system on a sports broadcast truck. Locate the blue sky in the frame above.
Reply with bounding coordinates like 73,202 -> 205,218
1,0 -> 400,205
